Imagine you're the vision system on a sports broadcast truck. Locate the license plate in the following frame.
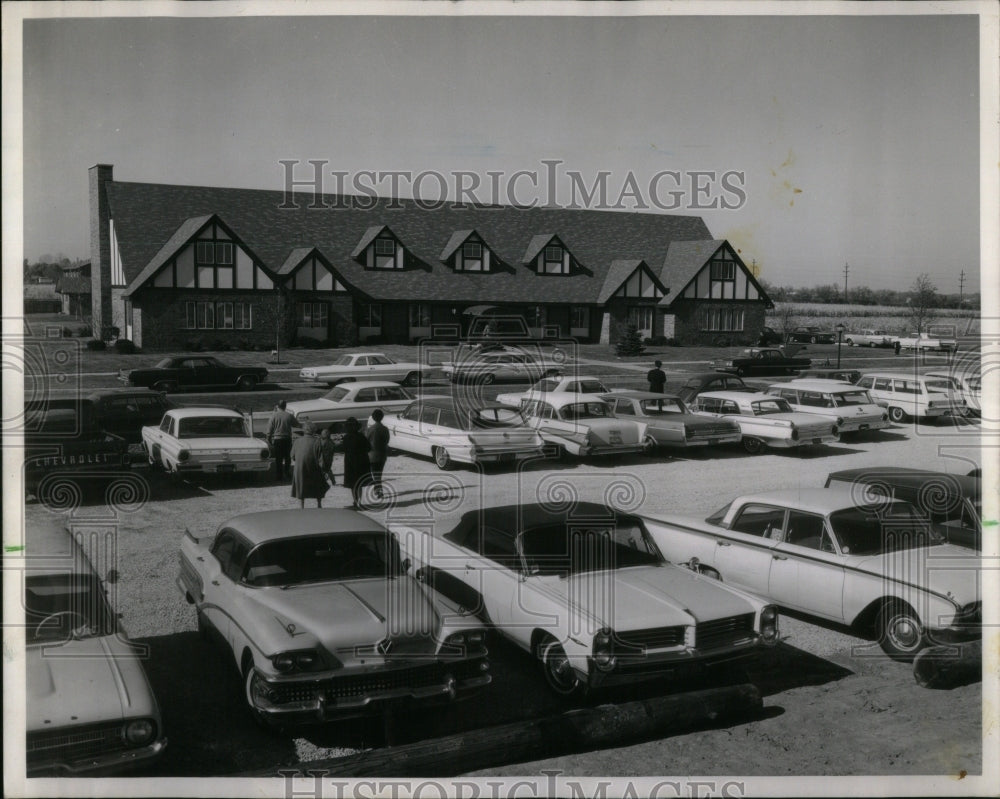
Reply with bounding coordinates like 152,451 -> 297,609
608,430 -> 622,445
217,464 -> 236,472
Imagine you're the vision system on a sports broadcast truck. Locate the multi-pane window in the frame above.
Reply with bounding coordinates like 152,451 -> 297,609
298,302 -> 328,328
700,307 -> 745,331
542,244 -> 568,274
709,260 -> 736,280
185,301 -> 251,329
463,242 -> 482,259
359,304 -> 382,327
233,303 -> 252,329
409,304 -> 431,327
628,306 -> 654,331
571,306 -> 590,330
184,301 -> 215,329
375,238 -> 395,256
195,239 -> 235,288
457,240 -> 487,272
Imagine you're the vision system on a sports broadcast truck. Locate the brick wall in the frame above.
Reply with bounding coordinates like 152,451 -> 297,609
89,165 -> 113,331
669,300 -> 767,346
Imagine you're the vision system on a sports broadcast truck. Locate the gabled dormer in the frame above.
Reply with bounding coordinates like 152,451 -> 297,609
124,214 -> 275,296
277,247 -> 350,292
598,259 -> 667,304
522,234 -> 579,275
351,225 -> 407,270
440,230 -> 495,272
668,241 -> 767,303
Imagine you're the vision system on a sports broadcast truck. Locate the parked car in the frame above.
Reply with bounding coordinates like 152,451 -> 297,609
710,347 -> 811,377
845,329 -> 896,348
383,397 -> 545,470
599,391 -> 742,450
756,326 -> 784,346
23,398 -> 131,500
442,347 -> 565,385
119,356 -> 268,393
690,391 -> 840,454
298,352 -> 426,387
82,388 -> 174,445
642,487 -> 981,660
787,326 -> 836,344
923,370 -> 981,417
675,372 -> 756,405
796,368 -> 862,384
285,381 -> 417,433
395,503 -> 779,697
765,380 -> 890,435
496,375 -> 610,406
515,391 -> 652,458
896,329 -> 958,352
855,372 -> 966,422
825,467 -> 982,551
25,520 -> 166,774
177,509 -> 491,725
141,407 -> 271,476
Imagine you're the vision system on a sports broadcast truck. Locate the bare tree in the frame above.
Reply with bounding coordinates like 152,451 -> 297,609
907,273 -> 938,334
772,302 -> 799,341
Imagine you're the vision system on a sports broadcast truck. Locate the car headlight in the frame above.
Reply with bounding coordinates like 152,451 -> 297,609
790,427 -> 799,440
593,628 -> 616,671
271,649 -> 324,673
836,417 -> 844,426
760,605 -> 779,643
444,630 -> 487,652
178,449 -> 190,462
123,718 -> 156,746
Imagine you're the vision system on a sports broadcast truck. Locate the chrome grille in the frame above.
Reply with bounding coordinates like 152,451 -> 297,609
616,625 -> 685,651
695,613 -> 755,650
27,722 -> 127,767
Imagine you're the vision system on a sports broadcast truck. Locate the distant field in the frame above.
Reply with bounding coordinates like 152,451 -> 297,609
768,302 -> 980,335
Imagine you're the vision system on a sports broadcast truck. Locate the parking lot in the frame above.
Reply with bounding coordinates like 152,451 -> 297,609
19,347 -> 984,777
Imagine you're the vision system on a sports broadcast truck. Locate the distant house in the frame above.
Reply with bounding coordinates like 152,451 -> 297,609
55,262 -> 92,317
23,281 -> 62,314
88,164 -> 772,350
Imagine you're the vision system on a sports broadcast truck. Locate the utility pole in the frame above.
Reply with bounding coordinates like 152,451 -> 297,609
842,262 -> 849,302
750,259 -> 759,278
959,270 -> 966,306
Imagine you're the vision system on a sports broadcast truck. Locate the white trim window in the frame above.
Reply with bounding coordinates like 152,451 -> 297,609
359,303 -> 383,327
185,301 -> 216,329
701,307 -> 745,331
298,302 -> 328,328
542,244 -> 568,275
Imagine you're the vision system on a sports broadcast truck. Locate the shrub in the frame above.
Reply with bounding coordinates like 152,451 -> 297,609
615,324 -> 646,356
664,337 -> 680,346
76,327 -> 92,337
113,338 -> 138,354
86,339 -> 106,351
211,339 -> 232,351
61,326 -> 73,337
237,336 -> 253,351
646,335 -> 671,347
101,325 -> 120,342
185,337 -> 204,352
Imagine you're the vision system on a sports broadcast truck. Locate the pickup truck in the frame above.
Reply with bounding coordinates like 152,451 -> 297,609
845,329 -> 896,348
119,356 -> 268,392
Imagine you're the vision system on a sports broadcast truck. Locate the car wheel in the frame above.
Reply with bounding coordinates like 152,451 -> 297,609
237,375 -> 258,391
735,366 -> 747,377
153,380 -> 176,393
869,341 -> 877,348
877,601 -> 925,662
480,372 -> 496,385
845,338 -> 854,346
537,637 -> 584,697
403,372 -> 422,387
433,447 -> 453,470
642,435 -> 658,456
742,437 -> 765,455
888,406 -> 909,423
147,444 -> 160,469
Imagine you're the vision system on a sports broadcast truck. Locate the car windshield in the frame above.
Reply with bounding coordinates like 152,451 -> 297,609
25,574 -> 113,644
638,398 -> 685,415
323,386 -> 351,402
518,519 -> 662,576
243,533 -> 403,586
466,406 -> 530,429
751,399 -> 792,415
177,416 -> 248,438
558,402 -> 611,420
831,391 -> 873,407
829,502 -> 945,555
331,356 -> 356,366
155,358 -> 175,368
575,380 -> 609,393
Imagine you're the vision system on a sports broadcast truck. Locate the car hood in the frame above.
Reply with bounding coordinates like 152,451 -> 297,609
532,565 -> 755,631
285,398 -> 338,416
848,544 -> 980,606
27,636 -> 159,730
249,576 -> 443,653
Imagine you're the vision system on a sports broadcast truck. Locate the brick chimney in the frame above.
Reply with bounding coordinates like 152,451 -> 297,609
89,164 -> 113,333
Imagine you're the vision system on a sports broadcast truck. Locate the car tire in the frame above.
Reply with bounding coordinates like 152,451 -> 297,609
537,637 -> 584,697
809,336 -> 817,344
869,341 -> 877,348
642,435 -> 658,456
147,444 -> 161,469
877,600 -> 926,662
237,375 -> 258,391
403,372 -> 422,387
888,406 -> 909,423
735,367 -> 746,377
742,437 -> 765,455
480,372 -> 496,385
845,338 -> 854,346
153,380 -> 176,393
433,447 -> 453,470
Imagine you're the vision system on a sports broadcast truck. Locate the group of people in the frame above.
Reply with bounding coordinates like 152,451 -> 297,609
266,400 -> 391,509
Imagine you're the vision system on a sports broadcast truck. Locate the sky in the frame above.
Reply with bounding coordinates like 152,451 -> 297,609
14,6 -> 985,293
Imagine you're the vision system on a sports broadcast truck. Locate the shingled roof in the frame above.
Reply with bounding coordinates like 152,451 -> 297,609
106,180 -> 715,305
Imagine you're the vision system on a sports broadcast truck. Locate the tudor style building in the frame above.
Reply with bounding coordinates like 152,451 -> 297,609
89,165 -> 772,350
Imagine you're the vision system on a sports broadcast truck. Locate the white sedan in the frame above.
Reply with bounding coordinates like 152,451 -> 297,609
642,487 -> 981,661
442,349 -> 565,384
141,407 -> 271,476
285,381 -> 417,432
516,391 -> 652,457
299,352 -> 426,387
496,375 -> 609,407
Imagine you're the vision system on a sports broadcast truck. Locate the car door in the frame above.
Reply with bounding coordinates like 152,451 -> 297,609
198,529 -> 241,644
352,386 -> 378,417
388,403 -> 422,454
710,503 -> 782,595
766,510 -> 846,621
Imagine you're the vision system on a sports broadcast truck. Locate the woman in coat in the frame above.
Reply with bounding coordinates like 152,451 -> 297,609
341,417 -> 372,509
290,422 -> 328,508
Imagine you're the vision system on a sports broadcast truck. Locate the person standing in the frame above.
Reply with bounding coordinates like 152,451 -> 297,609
290,422 -> 328,508
266,400 -> 294,480
341,417 -> 371,510
647,360 -> 667,393
366,409 -> 391,500
318,427 -> 337,486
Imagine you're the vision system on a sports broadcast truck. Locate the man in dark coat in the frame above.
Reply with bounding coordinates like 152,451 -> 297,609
366,409 -> 391,499
266,400 -> 295,480
341,417 -> 371,510
647,360 -> 667,393
290,422 -> 328,508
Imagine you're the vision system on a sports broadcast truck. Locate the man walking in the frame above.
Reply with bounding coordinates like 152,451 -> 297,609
266,400 -> 294,480
318,427 -> 336,486
366,408 -> 391,500
647,360 -> 667,393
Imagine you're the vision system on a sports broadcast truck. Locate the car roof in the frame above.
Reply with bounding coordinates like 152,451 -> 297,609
521,391 -> 610,406
859,371 -> 932,380
826,467 -> 979,495
696,391 -> 773,401
684,372 -> 746,382
776,379 -> 862,391
730,486 -> 886,514
333,380 -> 409,390
220,509 -> 387,546
409,396 -> 512,411
538,375 -> 602,383
166,406 -> 243,418
600,390 -> 682,401
344,352 -> 389,357
455,502 -> 634,536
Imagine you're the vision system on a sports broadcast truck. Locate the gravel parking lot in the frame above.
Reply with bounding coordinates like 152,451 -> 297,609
20,393 -> 984,778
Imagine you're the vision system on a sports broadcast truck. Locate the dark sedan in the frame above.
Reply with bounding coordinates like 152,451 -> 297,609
119,356 -> 268,392
797,368 -> 862,384
788,326 -> 836,344
675,372 -> 757,404
710,348 -> 811,377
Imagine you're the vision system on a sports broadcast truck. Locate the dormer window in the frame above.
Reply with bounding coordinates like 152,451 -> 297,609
352,226 -> 406,269
542,244 -> 569,275
375,238 -> 395,257
463,242 -> 482,260
442,231 -> 491,272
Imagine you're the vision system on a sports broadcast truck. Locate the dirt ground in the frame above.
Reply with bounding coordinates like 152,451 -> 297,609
17,401 -> 988,782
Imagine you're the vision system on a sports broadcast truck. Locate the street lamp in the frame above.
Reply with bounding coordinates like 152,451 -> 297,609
835,322 -> 845,368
